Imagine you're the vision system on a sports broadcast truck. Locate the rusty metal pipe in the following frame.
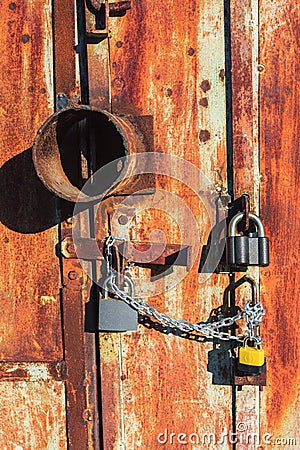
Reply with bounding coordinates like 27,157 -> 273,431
32,106 -> 144,203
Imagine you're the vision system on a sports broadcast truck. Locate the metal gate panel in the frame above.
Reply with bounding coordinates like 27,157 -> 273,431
0,0 -> 62,361
230,0 -> 261,444
0,1 -> 67,448
0,0 -> 298,448
95,0 -> 235,448
260,0 -> 300,445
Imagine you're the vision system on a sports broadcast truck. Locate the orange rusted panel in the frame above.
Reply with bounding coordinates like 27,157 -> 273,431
0,0 -> 62,361
52,0 -> 76,98
0,1 -> 62,360
0,0 -> 67,447
93,0 -> 234,448
0,380 -> 67,449
260,0 -> 300,444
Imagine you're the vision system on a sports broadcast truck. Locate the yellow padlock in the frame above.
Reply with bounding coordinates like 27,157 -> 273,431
237,339 -> 265,375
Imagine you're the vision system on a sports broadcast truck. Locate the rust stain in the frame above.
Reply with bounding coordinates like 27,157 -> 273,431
199,97 -> 208,107
200,79 -> 211,92
0,361 -> 67,382
219,68 -> 225,82
199,129 -> 211,142
260,0 -> 300,435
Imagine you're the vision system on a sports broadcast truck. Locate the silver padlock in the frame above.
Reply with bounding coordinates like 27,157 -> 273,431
99,275 -> 138,332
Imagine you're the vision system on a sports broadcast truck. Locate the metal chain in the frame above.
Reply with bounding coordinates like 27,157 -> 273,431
103,236 -> 265,344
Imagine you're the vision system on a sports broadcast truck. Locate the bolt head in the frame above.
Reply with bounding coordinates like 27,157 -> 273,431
118,215 -> 129,225
68,270 -> 78,280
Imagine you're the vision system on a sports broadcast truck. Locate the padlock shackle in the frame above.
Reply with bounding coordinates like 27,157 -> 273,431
234,275 -> 258,304
102,273 -> 135,298
243,336 -> 262,348
229,212 -> 265,237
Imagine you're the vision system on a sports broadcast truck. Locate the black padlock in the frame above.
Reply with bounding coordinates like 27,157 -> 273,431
227,212 -> 269,266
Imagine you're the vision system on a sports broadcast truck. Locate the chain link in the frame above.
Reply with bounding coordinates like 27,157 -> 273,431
104,274 -> 264,344
103,236 -> 265,344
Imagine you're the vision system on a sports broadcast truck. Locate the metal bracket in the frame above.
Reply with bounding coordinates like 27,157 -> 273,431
60,236 -> 191,269
85,0 -> 131,40
234,360 -> 267,390
199,194 -> 254,274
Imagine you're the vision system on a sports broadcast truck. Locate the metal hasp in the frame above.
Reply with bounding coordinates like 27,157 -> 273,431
226,212 -> 269,266
62,236 -> 191,269
85,0 -> 131,39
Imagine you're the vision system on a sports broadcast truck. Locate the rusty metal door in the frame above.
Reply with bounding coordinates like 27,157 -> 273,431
0,0 -> 299,449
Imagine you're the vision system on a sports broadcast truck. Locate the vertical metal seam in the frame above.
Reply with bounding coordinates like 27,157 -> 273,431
51,0 -> 58,111
51,1 -> 69,445
224,0 -> 234,201
106,0 -> 113,113
76,0 -> 90,105
119,334 -> 127,450
257,0 -> 262,442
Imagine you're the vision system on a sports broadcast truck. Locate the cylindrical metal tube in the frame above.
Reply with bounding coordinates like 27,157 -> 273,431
32,106 -> 145,203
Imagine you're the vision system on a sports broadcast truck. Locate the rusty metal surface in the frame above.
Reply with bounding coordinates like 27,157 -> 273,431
60,220 -> 100,449
89,0 -> 131,13
230,1 -> 262,445
0,361 -> 67,382
61,253 -> 91,449
231,0 -> 260,204
259,0 -> 300,443
0,0 -> 62,360
93,0 -> 234,448
0,1 -> 68,447
53,0 -> 76,98
0,380 -> 67,449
